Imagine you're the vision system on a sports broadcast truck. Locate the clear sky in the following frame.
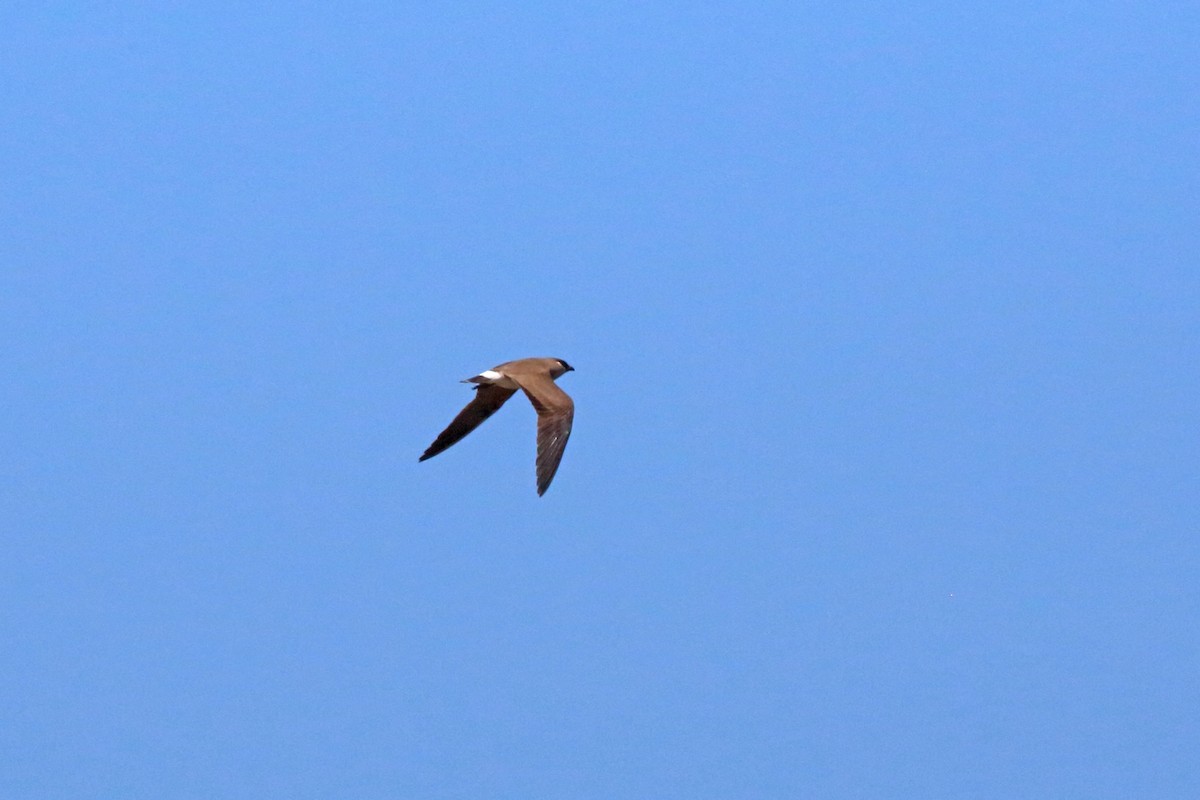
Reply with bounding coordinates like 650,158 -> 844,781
2,3 -> 1197,798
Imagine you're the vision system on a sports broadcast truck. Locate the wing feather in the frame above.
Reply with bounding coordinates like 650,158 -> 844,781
513,374 -> 575,495
419,384 -> 517,461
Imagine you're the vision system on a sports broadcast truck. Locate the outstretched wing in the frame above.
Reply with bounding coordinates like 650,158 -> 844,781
419,384 -> 517,462
513,373 -> 575,496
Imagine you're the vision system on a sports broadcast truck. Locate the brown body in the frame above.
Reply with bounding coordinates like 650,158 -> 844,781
419,357 -> 575,496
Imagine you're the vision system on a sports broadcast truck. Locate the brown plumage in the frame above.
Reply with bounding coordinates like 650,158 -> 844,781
419,357 -> 575,495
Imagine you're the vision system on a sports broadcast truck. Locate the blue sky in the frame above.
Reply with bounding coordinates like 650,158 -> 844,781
2,2 -> 1197,797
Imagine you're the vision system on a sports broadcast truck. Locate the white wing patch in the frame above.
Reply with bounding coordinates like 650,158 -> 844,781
478,370 -> 503,381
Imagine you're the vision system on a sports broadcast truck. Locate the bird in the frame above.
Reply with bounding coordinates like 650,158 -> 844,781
419,357 -> 575,496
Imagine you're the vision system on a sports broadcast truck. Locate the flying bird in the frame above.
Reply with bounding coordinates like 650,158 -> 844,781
419,357 -> 575,496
